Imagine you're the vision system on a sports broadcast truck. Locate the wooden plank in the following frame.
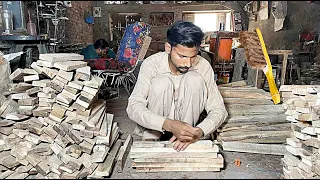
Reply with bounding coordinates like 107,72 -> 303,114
223,98 -> 273,105
39,53 -> 84,62
132,140 -> 213,149
226,104 -> 285,115
94,140 -> 122,177
221,141 -> 287,155
130,145 -> 219,153
129,152 -> 218,159
116,134 -> 132,173
135,167 -> 221,172
220,90 -> 271,99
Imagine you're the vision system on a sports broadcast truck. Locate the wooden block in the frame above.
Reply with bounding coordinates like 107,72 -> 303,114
26,86 -> 41,95
1,155 -> 20,168
24,133 -> 40,145
32,142 -> 52,154
75,66 -> 91,81
57,69 -> 74,81
95,140 -> 122,177
9,82 -> 33,93
50,103 -> 67,119
68,81 -> 83,90
39,133 -> 54,143
79,153 -> 92,168
39,97 -> 56,103
11,93 -> 30,100
0,170 -> 14,179
28,125 -> 43,135
79,140 -> 94,154
43,126 -> 58,139
31,61 -> 43,74
56,93 -> 73,105
67,130 -> 83,144
72,123 -> 85,131
35,161 -> 50,175
12,129 -> 29,138
48,155 -> 63,169
42,87 -> 57,94
50,142 -> 63,155
75,95 -> 92,109
49,80 -> 64,92
116,134 -> 133,173
36,60 -> 55,67
0,126 -> 14,135
80,90 -> 95,100
83,76 -> 101,89
32,79 -> 51,88
38,92 -> 56,99
6,172 -> 29,179
54,61 -> 87,71
39,53 -> 84,62
91,148 -> 109,163
64,85 -> 79,95
23,74 -> 39,82
55,134 -> 71,148
9,68 -> 38,81
42,67 -> 58,79
38,101 -> 53,108
33,107 -> 51,117
61,89 -> 79,100
79,129 -> 94,138
83,86 -> 99,96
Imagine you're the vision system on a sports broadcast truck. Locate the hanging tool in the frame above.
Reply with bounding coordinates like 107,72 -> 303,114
239,28 -> 280,105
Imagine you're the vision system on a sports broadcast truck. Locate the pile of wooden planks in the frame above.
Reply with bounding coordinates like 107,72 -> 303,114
0,53 -> 123,179
128,140 -> 223,172
216,81 -> 290,155
280,85 -> 320,179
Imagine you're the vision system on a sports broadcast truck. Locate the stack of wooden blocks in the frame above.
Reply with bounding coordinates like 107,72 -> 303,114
280,85 -> 320,179
0,53 -> 123,179
216,81 -> 290,155
128,140 -> 223,172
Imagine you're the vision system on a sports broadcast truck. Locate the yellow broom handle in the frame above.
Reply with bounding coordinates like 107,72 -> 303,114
255,28 -> 280,105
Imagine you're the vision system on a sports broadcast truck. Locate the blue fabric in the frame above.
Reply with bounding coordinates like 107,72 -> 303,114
80,44 -> 116,59
80,44 -> 98,59
116,22 -> 150,71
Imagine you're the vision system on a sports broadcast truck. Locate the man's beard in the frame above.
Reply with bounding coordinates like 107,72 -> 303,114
169,53 -> 190,74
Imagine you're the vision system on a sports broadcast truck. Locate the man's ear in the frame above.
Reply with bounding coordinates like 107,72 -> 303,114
165,42 -> 171,54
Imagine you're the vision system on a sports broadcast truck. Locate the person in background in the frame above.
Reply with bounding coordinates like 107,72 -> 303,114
80,39 -> 116,59
126,20 -> 228,152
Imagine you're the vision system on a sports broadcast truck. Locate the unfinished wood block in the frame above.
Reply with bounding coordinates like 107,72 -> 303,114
83,86 -> 99,96
95,140 -> 122,177
42,66 -> 58,79
6,172 -> 29,179
116,134 -> 133,173
39,133 -> 54,143
55,135 -> 71,148
50,103 -> 67,119
57,69 -> 74,81
26,86 -> 42,95
79,153 -> 92,168
75,66 -> 91,81
38,101 -> 53,108
39,53 -> 84,62
0,170 -> 14,179
43,126 -> 58,139
37,60 -> 55,67
32,79 -> 51,88
0,126 -> 14,135
1,155 -> 20,168
0,119 -> 15,127
4,113 -> 29,121
12,129 -> 29,138
54,61 -> 87,71
91,148 -> 109,163
75,95 -> 92,109
9,68 -> 38,81
28,125 -> 43,135
79,140 -> 94,154
48,155 -> 63,170
68,81 -> 83,90
17,97 -> 38,106
23,74 -> 39,82
31,61 -> 43,74
64,85 -> 80,95
11,93 -> 30,100
9,82 -> 34,93
67,130 -> 83,144
38,92 -> 56,99
24,133 -> 40,145
42,87 -> 57,94
56,93 -> 73,105
35,161 -> 50,175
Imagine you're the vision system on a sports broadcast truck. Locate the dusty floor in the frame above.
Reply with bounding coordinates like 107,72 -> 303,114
105,88 -> 284,179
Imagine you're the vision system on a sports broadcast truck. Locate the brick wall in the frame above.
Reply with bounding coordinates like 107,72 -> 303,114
65,1 -> 93,45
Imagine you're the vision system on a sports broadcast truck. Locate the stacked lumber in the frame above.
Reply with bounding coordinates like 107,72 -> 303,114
128,140 -> 223,172
0,53 -> 122,179
216,81 -> 290,155
279,85 -> 320,179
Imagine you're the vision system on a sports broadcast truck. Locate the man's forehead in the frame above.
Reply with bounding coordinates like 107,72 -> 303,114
172,45 -> 199,56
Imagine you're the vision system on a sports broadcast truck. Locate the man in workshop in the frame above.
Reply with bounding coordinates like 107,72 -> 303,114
80,38 -> 116,59
126,20 -> 228,152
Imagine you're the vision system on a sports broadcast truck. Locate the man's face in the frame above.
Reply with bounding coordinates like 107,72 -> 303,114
165,43 -> 198,74
97,48 -> 108,57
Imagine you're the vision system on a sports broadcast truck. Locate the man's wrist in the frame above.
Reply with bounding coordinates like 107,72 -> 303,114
195,127 -> 204,138
162,119 -> 172,132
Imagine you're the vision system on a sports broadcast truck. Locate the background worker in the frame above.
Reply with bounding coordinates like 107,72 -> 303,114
80,38 -> 116,59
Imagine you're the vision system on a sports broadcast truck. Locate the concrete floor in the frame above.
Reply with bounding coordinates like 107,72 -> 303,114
105,88 -> 284,179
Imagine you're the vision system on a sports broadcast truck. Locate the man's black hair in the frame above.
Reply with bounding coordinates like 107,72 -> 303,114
167,20 -> 204,48
94,39 -> 109,49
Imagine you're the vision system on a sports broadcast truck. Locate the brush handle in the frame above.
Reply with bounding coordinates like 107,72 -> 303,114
255,28 -> 281,105
265,70 -> 280,104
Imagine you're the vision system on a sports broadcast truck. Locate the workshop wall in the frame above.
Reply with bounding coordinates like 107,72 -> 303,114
65,1 -> 93,45
248,1 -> 320,51
93,1 -> 244,42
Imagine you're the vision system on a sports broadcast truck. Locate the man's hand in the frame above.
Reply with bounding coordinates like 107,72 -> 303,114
163,119 -> 199,142
168,127 -> 204,152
